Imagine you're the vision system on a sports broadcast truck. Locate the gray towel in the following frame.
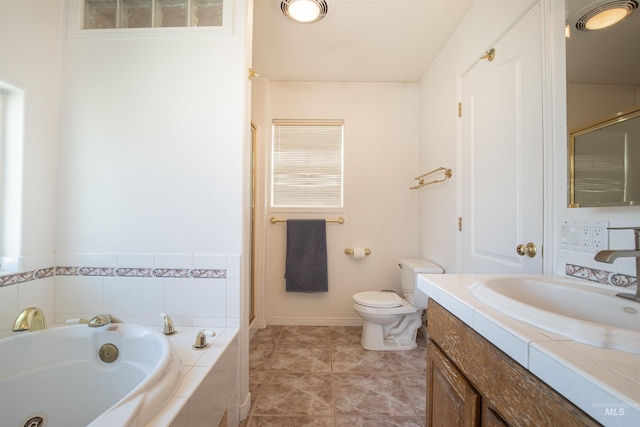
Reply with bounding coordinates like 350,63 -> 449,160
285,219 -> 328,292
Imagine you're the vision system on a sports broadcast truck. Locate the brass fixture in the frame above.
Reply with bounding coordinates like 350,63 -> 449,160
410,167 -> 452,190
248,68 -> 260,79
270,216 -> 345,224
516,242 -> 537,257
87,314 -> 123,328
594,226 -> 640,302
12,307 -> 47,332
481,48 -> 496,61
99,343 -> 119,363
345,248 -> 371,256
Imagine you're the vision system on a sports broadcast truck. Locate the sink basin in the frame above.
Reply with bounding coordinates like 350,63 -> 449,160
469,276 -> 640,354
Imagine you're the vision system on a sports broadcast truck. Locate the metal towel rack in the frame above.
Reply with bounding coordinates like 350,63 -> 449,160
270,217 -> 345,224
410,167 -> 452,190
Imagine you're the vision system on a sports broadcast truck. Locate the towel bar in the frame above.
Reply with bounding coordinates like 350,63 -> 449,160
410,167 -> 452,190
270,217 -> 345,224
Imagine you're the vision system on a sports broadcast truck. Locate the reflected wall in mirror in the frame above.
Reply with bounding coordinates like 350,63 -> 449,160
566,0 -> 640,207
569,106 -> 640,207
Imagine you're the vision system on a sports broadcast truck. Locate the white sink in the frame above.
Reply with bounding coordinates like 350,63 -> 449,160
469,276 -> 640,354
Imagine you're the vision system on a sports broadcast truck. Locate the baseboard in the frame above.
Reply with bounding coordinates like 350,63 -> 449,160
419,324 -> 429,339
239,392 -> 251,421
267,317 -> 363,326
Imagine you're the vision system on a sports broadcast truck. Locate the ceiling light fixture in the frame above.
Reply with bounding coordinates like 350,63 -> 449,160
575,0 -> 638,31
280,0 -> 329,24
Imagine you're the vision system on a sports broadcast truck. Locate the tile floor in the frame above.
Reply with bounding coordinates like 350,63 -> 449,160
240,325 -> 427,427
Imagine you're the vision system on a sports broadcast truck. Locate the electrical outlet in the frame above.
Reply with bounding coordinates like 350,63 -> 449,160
592,221 -> 609,250
559,220 -> 609,252
580,226 -> 591,247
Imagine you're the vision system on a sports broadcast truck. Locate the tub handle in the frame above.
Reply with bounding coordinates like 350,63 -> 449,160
87,314 -> 123,328
192,330 -> 215,350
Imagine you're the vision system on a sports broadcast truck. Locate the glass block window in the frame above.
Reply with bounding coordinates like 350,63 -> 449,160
83,0 -> 223,29
271,120 -> 344,208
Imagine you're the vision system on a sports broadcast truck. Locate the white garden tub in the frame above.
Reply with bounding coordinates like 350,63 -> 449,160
0,323 -> 182,427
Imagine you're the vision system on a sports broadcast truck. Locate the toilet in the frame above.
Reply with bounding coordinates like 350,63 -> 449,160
352,259 -> 443,351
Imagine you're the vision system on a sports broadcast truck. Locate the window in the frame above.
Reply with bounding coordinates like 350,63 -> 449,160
83,0 -> 224,29
271,119 -> 344,208
0,83 -> 24,269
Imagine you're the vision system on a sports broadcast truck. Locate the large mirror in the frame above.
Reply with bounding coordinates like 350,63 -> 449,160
566,0 -> 640,207
569,106 -> 640,207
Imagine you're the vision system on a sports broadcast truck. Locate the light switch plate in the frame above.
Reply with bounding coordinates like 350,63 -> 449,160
559,220 -> 609,253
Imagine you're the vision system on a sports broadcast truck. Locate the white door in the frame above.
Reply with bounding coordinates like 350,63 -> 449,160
460,2 -> 543,274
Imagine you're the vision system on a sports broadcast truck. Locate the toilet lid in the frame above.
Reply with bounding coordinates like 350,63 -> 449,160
353,291 -> 402,308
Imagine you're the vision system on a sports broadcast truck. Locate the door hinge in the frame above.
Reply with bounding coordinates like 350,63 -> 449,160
458,217 -> 462,231
458,102 -> 462,117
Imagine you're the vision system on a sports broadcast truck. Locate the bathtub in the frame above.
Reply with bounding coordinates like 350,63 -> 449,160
0,323 -> 183,427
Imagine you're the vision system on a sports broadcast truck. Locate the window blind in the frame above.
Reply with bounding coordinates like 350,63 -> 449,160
271,119 -> 344,208
574,130 -> 626,206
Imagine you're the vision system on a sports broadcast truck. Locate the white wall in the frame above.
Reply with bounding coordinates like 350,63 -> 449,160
257,82 -> 420,325
0,0 -> 61,267
52,0 -> 250,326
0,0 -> 63,334
57,28 -> 246,256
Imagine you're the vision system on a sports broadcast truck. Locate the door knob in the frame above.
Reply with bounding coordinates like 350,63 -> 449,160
516,242 -> 537,257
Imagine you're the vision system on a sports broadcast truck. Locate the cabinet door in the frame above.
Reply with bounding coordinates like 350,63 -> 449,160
427,339 -> 480,426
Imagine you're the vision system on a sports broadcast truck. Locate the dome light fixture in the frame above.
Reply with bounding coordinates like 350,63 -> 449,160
575,0 -> 638,31
280,0 -> 329,24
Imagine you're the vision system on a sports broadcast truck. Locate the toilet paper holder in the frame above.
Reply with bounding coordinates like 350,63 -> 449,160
345,248 -> 371,256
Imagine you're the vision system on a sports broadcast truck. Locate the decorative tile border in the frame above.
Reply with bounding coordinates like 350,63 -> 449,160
566,264 -> 636,288
1,266 -> 226,287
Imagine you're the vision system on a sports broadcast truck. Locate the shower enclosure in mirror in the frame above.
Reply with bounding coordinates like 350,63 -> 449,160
569,106 -> 640,208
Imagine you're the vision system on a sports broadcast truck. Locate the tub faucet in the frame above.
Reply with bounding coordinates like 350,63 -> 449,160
12,307 -> 47,332
87,314 -> 123,328
160,312 -> 176,335
594,226 -> 640,302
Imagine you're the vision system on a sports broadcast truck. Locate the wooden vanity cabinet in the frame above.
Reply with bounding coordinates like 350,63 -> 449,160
426,300 -> 600,427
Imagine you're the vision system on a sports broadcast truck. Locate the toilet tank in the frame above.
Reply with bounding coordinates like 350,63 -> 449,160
399,259 -> 443,307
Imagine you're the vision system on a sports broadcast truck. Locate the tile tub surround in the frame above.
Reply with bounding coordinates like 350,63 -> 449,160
0,252 -> 240,331
417,273 -> 640,427
147,327 -> 239,427
243,325 -> 427,426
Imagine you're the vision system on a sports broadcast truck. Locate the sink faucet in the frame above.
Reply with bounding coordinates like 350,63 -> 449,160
594,226 -> 640,302
87,314 -> 123,328
12,307 -> 47,332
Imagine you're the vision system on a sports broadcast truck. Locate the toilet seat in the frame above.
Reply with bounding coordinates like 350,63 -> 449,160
353,291 -> 402,308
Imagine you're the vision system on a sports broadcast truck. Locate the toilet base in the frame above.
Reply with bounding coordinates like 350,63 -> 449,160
360,311 -> 422,351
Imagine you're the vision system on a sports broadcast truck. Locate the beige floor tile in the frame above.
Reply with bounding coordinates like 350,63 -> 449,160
331,342 -> 395,373
269,343 -> 332,372
253,372 -> 334,416
333,373 -> 416,417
